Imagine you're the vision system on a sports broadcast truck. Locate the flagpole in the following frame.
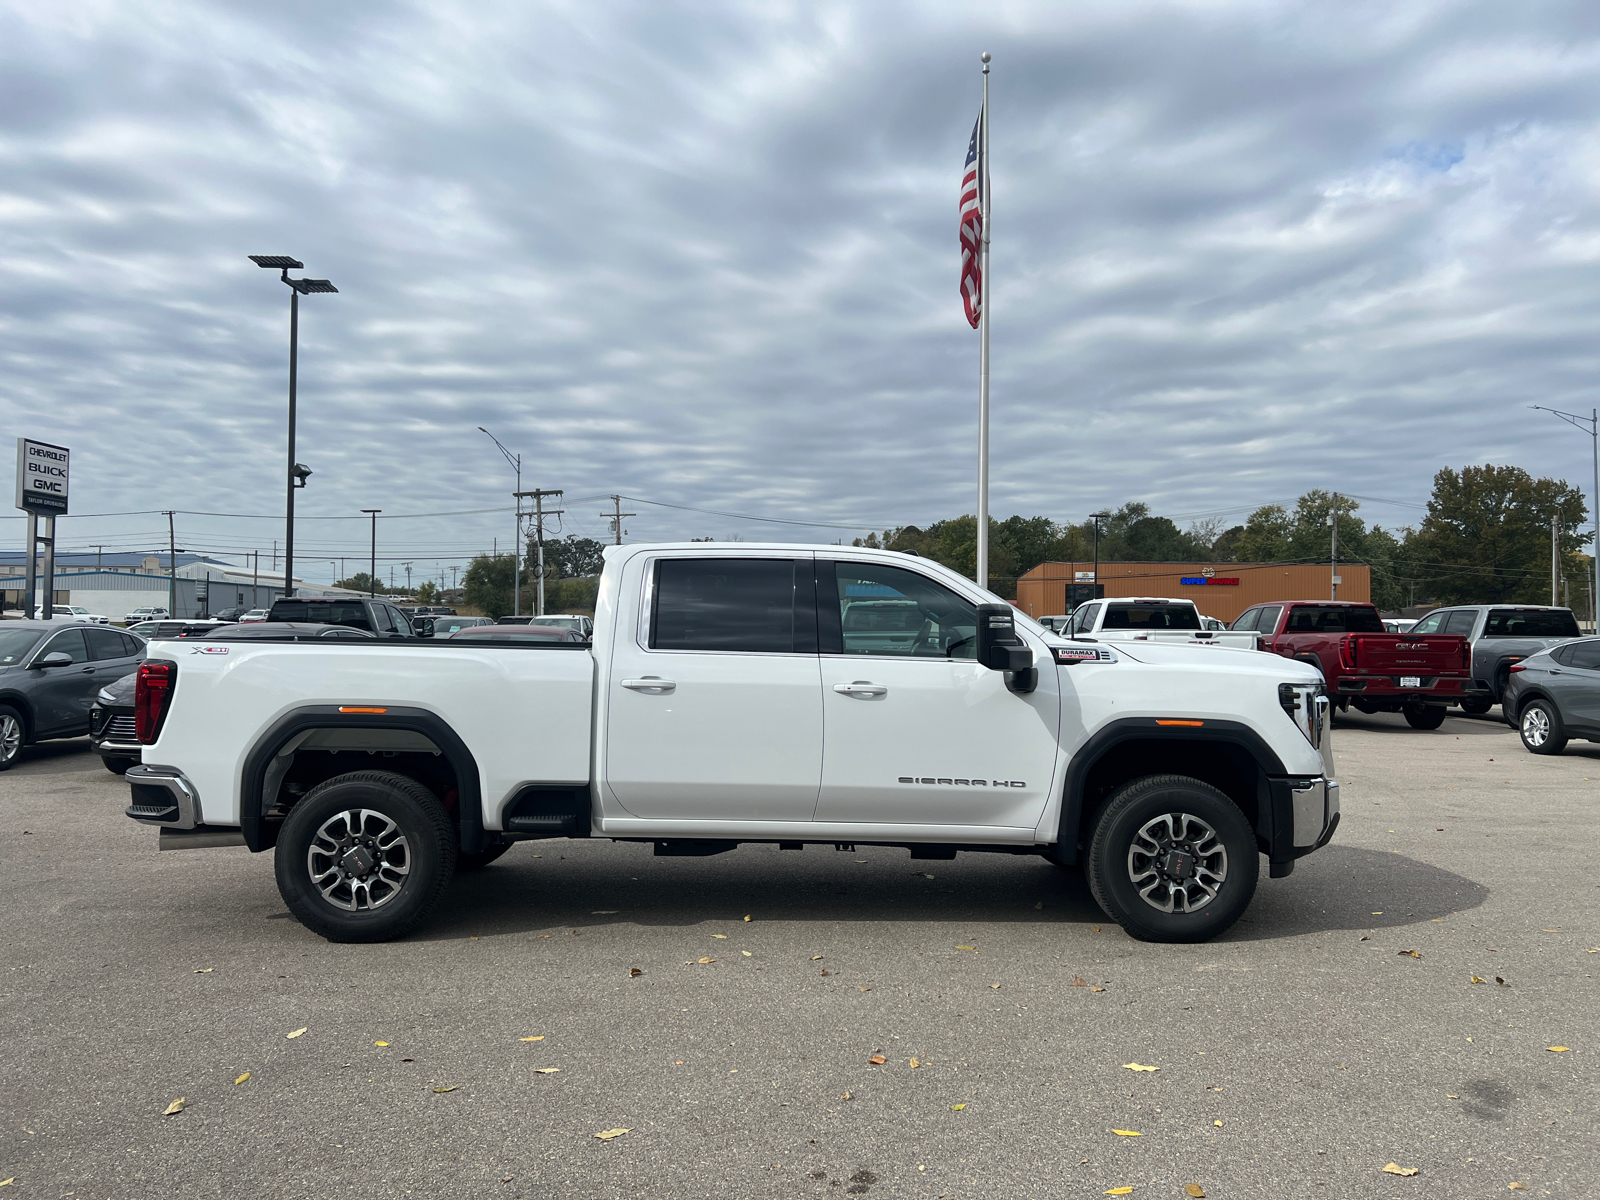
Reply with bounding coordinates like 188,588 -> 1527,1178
976,50 -> 991,590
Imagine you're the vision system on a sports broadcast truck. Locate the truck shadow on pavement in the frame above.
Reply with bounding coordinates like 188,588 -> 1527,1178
421,841 -> 1488,944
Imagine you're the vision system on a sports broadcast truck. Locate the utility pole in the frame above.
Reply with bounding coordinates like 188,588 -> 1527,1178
1329,493 -> 1340,601
165,511 -> 177,616
362,510 -> 381,597
451,565 -> 458,592
1553,515 -> 1560,607
252,550 -> 259,607
516,488 -> 564,615
603,495 -> 636,546
1089,512 -> 1109,604
94,545 -> 102,570
402,562 -> 413,594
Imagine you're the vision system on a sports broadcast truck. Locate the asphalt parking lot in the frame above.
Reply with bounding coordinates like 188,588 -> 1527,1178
2,712 -> 1596,1199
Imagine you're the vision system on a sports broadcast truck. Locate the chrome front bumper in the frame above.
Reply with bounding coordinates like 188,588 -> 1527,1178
1291,778 -> 1340,849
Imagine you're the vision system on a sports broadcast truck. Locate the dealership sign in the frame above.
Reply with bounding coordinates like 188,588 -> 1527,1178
15,438 -> 69,516
1181,575 -> 1239,585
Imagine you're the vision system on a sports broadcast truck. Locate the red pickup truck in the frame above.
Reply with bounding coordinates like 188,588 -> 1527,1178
1230,601 -> 1474,729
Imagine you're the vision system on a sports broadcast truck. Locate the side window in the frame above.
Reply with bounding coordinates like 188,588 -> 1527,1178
1442,610 -> 1476,636
370,606 -> 395,634
85,628 -> 132,661
122,633 -> 146,657
41,628 -> 89,663
1073,603 -> 1100,634
651,558 -> 813,653
1254,606 -> 1283,635
1230,609 -> 1259,632
387,606 -> 413,636
1568,641 -> 1600,671
827,562 -> 977,659
1550,644 -> 1577,666
1410,611 -> 1448,635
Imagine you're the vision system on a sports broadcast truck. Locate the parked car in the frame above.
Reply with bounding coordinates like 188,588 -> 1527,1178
1035,614 -> 1073,633
1383,619 -> 1418,634
29,605 -> 109,624
0,622 -> 146,769
212,606 -> 248,621
123,607 -> 170,624
265,597 -> 421,638
1234,600 -> 1475,729
1200,616 -> 1228,631
124,543 -> 1337,945
186,622 -> 379,642
530,614 -> 594,639
1405,604 -> 1582,714
1066,598 -> 1258,649
89,671 -> 140,774
1502,637 -> 1600,754
432,616 -> 493,636
448,622 -> 586,641
239,609 -> 270,622
128,620 -> 228,640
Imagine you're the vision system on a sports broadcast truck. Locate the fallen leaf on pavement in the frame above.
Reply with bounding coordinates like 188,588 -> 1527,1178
1105,1188 -> 1134,1195
1071,977 -> 1088,987
630,968 -> 643,976
234,1073 -> 250,1085
869,1055 -> 886,1065
990,983 -> 1001,989
1186,1186 -> 1206,1198
711,934 -> 729,939
951,1103 -> 966,1110
375,1041 -> 389,1047
909,1057 -> 921,1069
162,1098 -> 186,1115
1471,976 -> 1486,984
955,945 -> 976,951
286,1028 -> 306,1039
594,1128 -> 630,1141
1398,949 -> 1420,958
194,968 -> 213,974
1547,1046 -> 1570,1053
1509,1183 -> 1527,1190
1111,1129 -> 1141,1137
811,955 -> 823,960
0,1178 -> 12,1186
743,914 -> 752,921
1446,1093 -> 1459,1098
697,957 -> 716,964
1122,1063 -> 1159,1072
533,1068 -> 560,1074
821,969 -> 830,976
1381,1163 -> 1419,1176
519,1036 -> 545,1042
1213,1121 -> 1223,1127
1091,986 -> 1106,993
432,1086 -> 458,1093
1496,977 -> 1508,985
741,951 -> 752,957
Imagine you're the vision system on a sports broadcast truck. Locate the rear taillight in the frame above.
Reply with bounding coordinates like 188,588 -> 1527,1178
1508,663 -> 1526,673
134,661 -> 175,744
1339,636 -> 1359,670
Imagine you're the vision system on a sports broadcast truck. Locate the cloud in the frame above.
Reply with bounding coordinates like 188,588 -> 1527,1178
1,0 -> 1598,581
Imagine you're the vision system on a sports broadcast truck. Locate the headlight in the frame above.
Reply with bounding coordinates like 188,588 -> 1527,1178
1278,681 -> 1326,749
96,688 -> 117,705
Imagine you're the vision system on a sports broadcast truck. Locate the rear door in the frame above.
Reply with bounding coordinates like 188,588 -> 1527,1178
1557,640 -> 1600,732
604,554 -> 822,821
85,627 -> 143,690
814,559 -> 1061,830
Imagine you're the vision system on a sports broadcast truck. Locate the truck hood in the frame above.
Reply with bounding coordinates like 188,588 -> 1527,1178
1045,636 -> 1321,682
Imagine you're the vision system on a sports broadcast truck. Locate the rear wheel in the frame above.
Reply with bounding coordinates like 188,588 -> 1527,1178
1403,704 -> 1447,730
1085,774 -> 1258,944
1519,700 -> 1567,755
274,770 -> 456,942
1459,698 -> 1493,716
0,706 -> 22,771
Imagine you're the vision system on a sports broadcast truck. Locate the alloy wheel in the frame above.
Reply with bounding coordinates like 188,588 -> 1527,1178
1126,811 -> 1228,914
306,808 -> 412,911
0,715 -> 21,764
1522,706 -> 1550,748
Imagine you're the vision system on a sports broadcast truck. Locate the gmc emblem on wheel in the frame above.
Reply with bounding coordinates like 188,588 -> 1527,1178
899,777 -> 1026,788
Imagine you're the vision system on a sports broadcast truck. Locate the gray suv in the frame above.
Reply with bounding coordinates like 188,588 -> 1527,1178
0,622 -> 146,769
1407,605 -> 1581,713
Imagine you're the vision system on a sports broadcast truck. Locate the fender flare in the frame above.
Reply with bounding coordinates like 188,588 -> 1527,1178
1055,717 -> 1291,865
238,705 -> 485,854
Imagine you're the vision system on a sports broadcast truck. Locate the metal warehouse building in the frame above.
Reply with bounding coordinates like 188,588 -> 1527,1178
1015,561 -> 1371,625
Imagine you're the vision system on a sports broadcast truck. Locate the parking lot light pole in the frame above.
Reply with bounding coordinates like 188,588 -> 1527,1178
477,427 -> 522,618
1089,512 -> 1110,602
250,256 -> 337,599
362,510 -> 381,597
1531,405 -> 1600,631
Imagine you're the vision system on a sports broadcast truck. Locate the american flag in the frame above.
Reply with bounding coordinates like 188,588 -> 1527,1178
959,111 -> 985,329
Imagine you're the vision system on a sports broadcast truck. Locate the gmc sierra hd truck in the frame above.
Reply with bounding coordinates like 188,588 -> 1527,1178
124,544 -> 1338,945
1064,597 -> 1259,649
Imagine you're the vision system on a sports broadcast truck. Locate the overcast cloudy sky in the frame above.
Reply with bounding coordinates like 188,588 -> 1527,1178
3,0 -> 1599,582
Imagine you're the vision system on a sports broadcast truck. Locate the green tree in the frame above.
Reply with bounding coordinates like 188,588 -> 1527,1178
537,535 -> 606,580
414,581 -> 441,605
335,572 -> 390,595
463,554 -> 516,620
1402,464 -> 1589,604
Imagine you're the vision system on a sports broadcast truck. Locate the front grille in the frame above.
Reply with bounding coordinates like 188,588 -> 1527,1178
105,715 -> 137,739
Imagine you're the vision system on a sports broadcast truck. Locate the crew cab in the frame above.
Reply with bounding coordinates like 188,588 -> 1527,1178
1404,605 -> 1581,713
266,596 -> 426,638
1064,597 -> 1258,649
1233,600 -> 1474,729
124,544 -> 1338,945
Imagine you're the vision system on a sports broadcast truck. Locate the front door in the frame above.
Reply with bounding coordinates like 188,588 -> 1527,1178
1555,640 -> 1600,733
604,554 -> 822,821
814,560 -> 1061,830
30,627 -> 96,735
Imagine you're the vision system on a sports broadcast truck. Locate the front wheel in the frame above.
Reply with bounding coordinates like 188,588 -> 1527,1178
0,705 -> 23,771
1519,700 -> 1567,755
1403,704 -> 1447,730
1085,775 -> 1259,944
274,771 -> 456,943
1459,698 -> 1493,716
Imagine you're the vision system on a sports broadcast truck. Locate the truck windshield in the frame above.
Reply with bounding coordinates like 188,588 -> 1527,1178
1284,606 -> 1385,633
268,600 -> 373,631
1101,604 -> 1201,631
1483,609 -> 1581,638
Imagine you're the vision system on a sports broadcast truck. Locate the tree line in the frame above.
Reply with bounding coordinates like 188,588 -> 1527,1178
459,535 -> 606,620
854,464 -> 1592,611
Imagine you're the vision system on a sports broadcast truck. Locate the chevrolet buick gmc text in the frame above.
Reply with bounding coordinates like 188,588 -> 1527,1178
124,545 -> 1339,944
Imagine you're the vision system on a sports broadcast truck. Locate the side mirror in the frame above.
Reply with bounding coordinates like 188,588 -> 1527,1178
975,604 -> 1034,673
416,618 -> 434,638
33,652 -> 73,669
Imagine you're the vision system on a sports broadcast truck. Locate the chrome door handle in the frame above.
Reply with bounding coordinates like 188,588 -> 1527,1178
621,677 -> 676,691
833,682 -> 888,696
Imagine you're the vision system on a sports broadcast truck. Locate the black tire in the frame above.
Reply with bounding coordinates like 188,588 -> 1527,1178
274,770 -> 456,943
1085,774 -> 1259,944
456,841 -> 513,871
1519,699 -> 1568,755
1459,698 -> 1493,716
102,756 -> 137,775
0,705 -> 23,771
1403,704 -> 1447,730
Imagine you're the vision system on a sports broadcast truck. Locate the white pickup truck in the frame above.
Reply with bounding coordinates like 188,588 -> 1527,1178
1063,597 -> 1260,649
124,544 -> 1337,944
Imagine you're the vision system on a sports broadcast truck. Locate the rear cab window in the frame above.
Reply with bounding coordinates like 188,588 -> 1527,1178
270,600 -> 375,631
1482,609 -> 1581,638
1284,605 -> 1385,634
1101,603 -> 1200,631
650,558 -> 816,654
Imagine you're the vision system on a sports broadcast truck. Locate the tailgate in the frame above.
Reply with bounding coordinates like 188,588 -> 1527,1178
1341,634 -> 1469,675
